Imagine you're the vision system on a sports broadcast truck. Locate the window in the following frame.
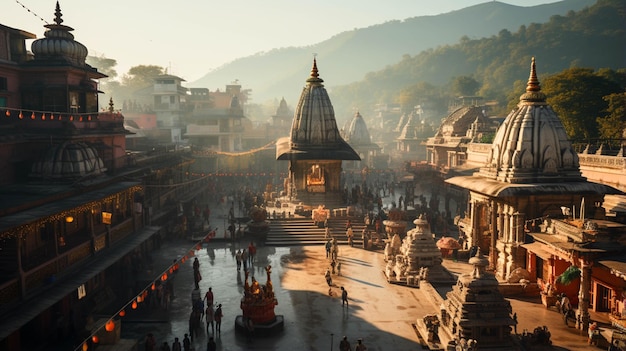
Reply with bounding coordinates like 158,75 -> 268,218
0,97 -> 6,107
0,77 -> 7,90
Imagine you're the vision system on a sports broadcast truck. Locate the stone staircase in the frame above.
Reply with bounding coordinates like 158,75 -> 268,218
265,216 -> 368,247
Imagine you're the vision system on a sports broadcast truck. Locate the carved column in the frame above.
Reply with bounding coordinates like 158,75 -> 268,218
470,200 -> 480,249
576,259 -> 592,330
489,200 -> 498,271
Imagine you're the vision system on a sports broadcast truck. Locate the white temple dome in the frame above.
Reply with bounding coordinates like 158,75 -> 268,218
344,111 -> 371,145
478,58 -> 583,184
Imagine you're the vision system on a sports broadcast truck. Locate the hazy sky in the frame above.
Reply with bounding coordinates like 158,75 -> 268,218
5,0 -> 561,83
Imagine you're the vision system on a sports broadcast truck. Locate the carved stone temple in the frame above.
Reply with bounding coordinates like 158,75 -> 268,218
384,215 -> 454,285
276,59 -> 360,199
418,248 -> 517,350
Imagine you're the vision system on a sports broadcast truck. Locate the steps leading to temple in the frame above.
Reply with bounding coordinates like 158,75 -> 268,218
265,217 -> 368,247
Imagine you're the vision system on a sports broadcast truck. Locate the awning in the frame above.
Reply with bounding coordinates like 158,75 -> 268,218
521,242 -> 554,260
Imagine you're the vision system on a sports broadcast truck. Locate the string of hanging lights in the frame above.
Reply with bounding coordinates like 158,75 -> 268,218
72,232 -> 213,351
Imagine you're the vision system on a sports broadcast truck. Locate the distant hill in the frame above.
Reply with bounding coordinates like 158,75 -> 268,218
329,0 -> 625,119
190,0 -> 596,104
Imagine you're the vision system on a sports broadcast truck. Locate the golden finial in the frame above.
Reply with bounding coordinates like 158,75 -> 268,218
526,57 -> 540,92
520,57 -> 546,103
310,55 -> 319,79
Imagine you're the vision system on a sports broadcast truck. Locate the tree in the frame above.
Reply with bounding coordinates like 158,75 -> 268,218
451,76 -> 480,97
541,68 -> 621,142
597,92 -> 626,147
86,55 -> 118,79
121,65 -> 165,92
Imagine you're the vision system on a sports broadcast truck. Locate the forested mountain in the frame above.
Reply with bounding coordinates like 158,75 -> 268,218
190,0 -> 595,104
330,0 -> 625,120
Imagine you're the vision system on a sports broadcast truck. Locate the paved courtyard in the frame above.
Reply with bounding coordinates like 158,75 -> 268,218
109,233 -> 611,351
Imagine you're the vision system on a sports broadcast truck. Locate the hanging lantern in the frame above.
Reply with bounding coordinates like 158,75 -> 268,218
161,273 -> 168,281
18,111 -> 23,119
92,335 -> 99,344
131,301 -> 138,310
88,115 -> 92,121
30,112 -> 35,120
79,116 -> 83,122
50,114 -> 55,120
65,216 -> 74,223
4,110 -> 9,117
82,342 -> 88,351
42,113 -> 46,120
119,309 -> 126,317
136,295 -> 143,303
105,320 -> 115,332
151,282 -> 156,291
69,116 -> 74,121
142,290 -> 148,299
169,267 -> 174,274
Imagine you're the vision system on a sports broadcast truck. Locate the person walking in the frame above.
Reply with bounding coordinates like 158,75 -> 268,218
206,337 -> 217,351
339,336 -> 352,351
346,226 -> 354,247
214,304 -> 223,335
182,334 -> 191,351
242,249 -> 248,272
341,286 -> 349,307
236,249 -> 242,271
355,338 -> 367,351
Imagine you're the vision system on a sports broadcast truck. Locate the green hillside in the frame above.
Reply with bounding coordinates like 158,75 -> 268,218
330,0 -> 625,120
190,0 -> 595,104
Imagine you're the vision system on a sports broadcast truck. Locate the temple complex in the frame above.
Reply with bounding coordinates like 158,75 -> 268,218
342,111 -> 383,170
276,59 -> 360,200
445,58 -> 623,331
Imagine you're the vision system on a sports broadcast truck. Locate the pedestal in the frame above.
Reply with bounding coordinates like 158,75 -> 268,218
235,315 -> 284,337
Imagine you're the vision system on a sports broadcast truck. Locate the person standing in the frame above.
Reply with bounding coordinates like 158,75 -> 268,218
339,336 -> 351,351
205,303 -> 215,334
214,304 -> 223,334
145,333 -> 157,351
346,226 -> 354,247
204,287 -> 214,307
160,342 -> 171,351
248,242 -> 256,265
206,337 -> 217,351
172,337 -> 182,351
355,338 -> 367,351
182,334 -> 191,351
325,239 -> 332,258
341,286 -> 349,307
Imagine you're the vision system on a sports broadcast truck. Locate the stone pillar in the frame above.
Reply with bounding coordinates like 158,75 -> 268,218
470,200 -> 480,249
489,200 -> 498,271
576,259 -> 592,331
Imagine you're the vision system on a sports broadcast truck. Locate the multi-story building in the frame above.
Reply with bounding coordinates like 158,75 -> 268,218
0,5 -> 205,350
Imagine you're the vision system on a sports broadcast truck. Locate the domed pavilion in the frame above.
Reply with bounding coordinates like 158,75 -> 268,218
276,59 -> 360,199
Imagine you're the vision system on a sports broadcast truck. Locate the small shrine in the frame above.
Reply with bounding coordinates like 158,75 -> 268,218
383,207 -> 408,237
430,248 -> 517,349
235,265 -> 284,336
384,215 -> 454,285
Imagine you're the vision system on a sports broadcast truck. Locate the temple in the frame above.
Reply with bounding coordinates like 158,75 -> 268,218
276,59 -> 360,198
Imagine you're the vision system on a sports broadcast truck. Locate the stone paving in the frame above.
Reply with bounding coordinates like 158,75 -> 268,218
111,233 -> 613,351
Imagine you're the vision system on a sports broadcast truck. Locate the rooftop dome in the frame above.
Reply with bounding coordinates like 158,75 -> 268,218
478,58 -> 583,184
344,111 -> 371,145
30,141 -> 106,181
290,59 -> 345,147
275,97 -> 291,117
277,58 -> 359,160
31,2 -> 88,66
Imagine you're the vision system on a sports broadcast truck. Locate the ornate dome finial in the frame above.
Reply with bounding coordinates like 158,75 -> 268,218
526,57 -> 540,92
54,1 -> 63,25
306,56 -> 324,85
519,57 -> 546,103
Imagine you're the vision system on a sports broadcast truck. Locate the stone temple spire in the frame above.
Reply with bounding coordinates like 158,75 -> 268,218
478,57 -> 583,184
280,59 -> 359,160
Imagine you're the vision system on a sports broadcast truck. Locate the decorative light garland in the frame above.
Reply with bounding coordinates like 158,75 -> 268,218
72,233 -> 213,351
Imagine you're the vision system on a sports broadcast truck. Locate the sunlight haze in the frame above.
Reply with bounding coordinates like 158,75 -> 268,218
6,0 -> 562,82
